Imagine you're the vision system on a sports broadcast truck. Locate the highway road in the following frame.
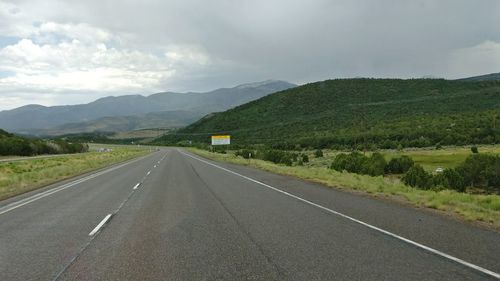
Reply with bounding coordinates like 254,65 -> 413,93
0,148 -> 499,280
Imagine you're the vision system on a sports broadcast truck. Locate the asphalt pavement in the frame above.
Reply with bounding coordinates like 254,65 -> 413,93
0,148 -> 499,280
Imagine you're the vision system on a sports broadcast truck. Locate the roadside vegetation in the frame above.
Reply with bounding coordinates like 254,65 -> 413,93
0,144 -> 149,200
188,146 -> 500,229
0,129 -> 88,156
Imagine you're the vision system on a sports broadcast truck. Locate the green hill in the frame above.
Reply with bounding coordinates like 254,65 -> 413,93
156,78 -> 500,149
457,72 -> 500,82
0,129 -> 87,156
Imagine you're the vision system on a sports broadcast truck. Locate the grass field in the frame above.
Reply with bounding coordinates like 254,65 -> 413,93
188,147 -> 500,230
0,144 -> 149,201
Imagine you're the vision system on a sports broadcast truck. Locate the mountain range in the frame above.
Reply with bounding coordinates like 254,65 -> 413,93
0,80 -> 296,135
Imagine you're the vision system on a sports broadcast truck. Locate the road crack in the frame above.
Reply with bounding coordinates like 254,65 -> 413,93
188,162 -> 286,280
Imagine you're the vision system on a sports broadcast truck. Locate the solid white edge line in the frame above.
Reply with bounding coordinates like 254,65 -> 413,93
179,150 -> 500,279
0,153 -> 152,216
132,183 -> 140,190
88,214 -> 112,236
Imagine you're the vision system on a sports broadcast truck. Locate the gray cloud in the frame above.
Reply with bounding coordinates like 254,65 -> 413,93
0,0 -> 499,109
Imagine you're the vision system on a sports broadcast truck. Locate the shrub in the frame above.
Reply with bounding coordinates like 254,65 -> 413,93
257,149 -> 295,166
336,152 -> 363,173
471,146 -> 479,153
301,154 -> 309,163
403,165 -> 434,189
314,149 -> 324,158
235,149 -> 255,159
343,152 -> 367,173
385,156 -> 415,174
361,153 -> 387,176
331,153 -> 350,172
458,154 -> 500,189
331,152 -> 386,176
433,168 -> 466,192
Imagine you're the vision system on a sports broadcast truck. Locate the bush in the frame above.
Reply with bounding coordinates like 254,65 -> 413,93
331,153 -> 350,172
433,168 -> 466,192
314,149 -> 324,158
458,154 -> 500,189
331,152 -> 368,174
403,165 -> 434,190
471,146 -> 479,153
344,152 -> 367,173
235,149 -> 255,159
331,152 -> 386,176
385,156 -> 415,174
257,149 -> 295,166
301,154 -> 309,163
361,153 -> 387,176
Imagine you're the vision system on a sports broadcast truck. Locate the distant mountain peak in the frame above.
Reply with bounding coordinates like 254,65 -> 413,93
235,80 -> 294,89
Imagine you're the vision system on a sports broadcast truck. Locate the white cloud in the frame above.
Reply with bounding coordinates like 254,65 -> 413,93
0,20 -> 212,109
1,0 -> 500,110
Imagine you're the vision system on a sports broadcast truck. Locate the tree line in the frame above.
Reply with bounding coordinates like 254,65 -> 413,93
0,129 -> 88,156
330,151 -> 499,193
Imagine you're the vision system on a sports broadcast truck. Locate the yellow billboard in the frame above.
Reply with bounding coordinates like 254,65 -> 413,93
211,135 -> 231,145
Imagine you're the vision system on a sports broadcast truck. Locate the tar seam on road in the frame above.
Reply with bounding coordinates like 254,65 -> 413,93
0,152 -> 155,216
188,162 -> 285,279
179,150 -> 500,280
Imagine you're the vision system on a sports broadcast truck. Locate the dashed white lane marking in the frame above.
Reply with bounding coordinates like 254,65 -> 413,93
132,183 -> 140,190
179,150 -> 500,280
147,171 -> 151,175
88,214 -> 112,236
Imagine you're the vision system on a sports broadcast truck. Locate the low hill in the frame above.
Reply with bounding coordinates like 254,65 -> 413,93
157,78 -> 500,149
0,80 -> 296,134
0,129 -> 87,156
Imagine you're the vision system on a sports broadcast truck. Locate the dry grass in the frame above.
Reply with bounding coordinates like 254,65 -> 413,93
0,145 -> 149,200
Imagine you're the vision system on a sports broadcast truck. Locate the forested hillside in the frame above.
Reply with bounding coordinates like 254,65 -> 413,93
157,79 -> 500,149
0,129 -> 87,156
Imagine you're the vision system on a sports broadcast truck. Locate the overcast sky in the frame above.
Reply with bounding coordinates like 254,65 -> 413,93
0,0 -> 499,110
